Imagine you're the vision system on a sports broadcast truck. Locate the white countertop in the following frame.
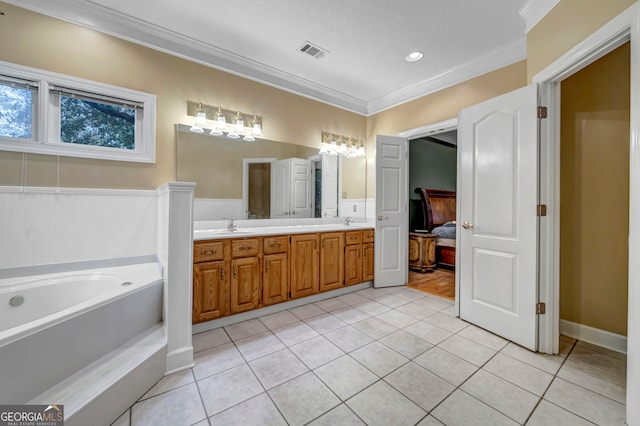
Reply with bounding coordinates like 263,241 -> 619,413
193,220 -> 374,240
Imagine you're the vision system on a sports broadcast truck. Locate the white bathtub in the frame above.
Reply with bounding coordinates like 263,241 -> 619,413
0,262 -> 164,416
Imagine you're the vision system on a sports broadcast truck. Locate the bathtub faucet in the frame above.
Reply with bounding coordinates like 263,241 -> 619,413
227,218 -> 237,231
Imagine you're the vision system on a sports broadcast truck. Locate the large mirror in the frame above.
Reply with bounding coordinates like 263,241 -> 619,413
176,125 -> 367,221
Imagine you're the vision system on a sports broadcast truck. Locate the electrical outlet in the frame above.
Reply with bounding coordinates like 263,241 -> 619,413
352,204 -> 357,212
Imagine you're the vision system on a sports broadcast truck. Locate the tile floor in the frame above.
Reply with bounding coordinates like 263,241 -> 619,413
112,286 -> 627,426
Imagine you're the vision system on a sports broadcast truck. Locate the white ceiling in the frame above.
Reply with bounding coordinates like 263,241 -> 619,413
6,0 -> 528,115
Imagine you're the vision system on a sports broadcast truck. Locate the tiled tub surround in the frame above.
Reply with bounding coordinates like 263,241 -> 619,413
119,286 -> 627,426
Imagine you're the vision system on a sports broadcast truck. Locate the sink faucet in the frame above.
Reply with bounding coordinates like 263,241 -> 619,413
227,218 -> 237,231
344,216 -> 353,226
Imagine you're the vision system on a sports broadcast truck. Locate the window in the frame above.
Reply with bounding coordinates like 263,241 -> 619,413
0,61 -> 155,163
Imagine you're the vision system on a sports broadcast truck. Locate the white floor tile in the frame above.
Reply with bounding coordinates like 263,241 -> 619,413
224,319 -> 268,340
438,334 -> 496,366
259,310 -> 300,330
324,325 -> 374,352
527,400 -> 595,426
379,330 -> 433,359
354,299 -> 392,316
307,404 -> 365,426
331,306 -> 371,324
499,342 -> 564,375
140,368 -> 194,401
403,321 -> 453,345
412,296 -> 453,312
111,410 -> 130,426
272,321 -> 319,346
289,335 -> 345,369
131,383 -> 206,426
350,341 -> 409,377
352,316 -> 398,339
395,302 -> 437,320
416,415 -> 444,425
414,347 -> 478,386
209,393 -> 287,426
484,353 -> 554,396
375,309 -> 418,328
305,313 -> 348,334
198,364 -> 264,417
269,372 -> 340,426
423,312 -> 469,333
192,328 -> 230,353
315,298 -> 350,312
314,355 -> 378,400
347,380 -> 426,426
248,348 -> 309,389
336,292 -> 370,306
192,342 -> 245,380
289,303 -> 326,320
544,377 -> 626,425
461,369 -> 538,424
457,325 -> 509,351
384,362 -> 455,411
431,389 -> 518,426
235,331 -> 286,361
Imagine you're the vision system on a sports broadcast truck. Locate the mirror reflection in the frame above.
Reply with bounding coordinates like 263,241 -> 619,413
176,126 -> 367,220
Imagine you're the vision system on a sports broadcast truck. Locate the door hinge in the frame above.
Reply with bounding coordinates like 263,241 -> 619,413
537,106 -> 548,119
536,302 -> 546,315
537,204 -> 547,217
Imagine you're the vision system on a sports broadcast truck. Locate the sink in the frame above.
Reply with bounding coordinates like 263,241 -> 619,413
194,229 -> 252,237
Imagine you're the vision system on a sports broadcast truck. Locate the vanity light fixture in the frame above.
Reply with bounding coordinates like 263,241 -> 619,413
186,101 -> 263,141
320,131 -> 366,158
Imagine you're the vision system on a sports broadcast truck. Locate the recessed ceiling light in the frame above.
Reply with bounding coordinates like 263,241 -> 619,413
405,51 -> 423,62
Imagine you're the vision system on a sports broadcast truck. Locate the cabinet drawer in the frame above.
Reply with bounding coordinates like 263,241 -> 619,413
345,230 -> 362,245
231,238 -> 260,257
194,241 -> 225,263
263,236 -> 288,254
362,229 -> 374,243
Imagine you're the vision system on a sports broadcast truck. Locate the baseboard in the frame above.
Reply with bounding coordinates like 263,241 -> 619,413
560,319 -> 627,354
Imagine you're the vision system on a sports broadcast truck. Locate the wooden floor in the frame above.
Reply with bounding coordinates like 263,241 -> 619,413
408,268 -> 455,301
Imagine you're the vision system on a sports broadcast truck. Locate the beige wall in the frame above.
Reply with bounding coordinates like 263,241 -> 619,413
559,43 -> 630,336
0,2 -> 366,190
365,61 -> 528,196
527,0 -> 636,80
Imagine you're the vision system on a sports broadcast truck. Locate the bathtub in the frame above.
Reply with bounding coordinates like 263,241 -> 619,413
0,262 -> 165,422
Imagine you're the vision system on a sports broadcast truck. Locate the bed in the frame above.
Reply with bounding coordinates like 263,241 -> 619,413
415,188 -> 457,269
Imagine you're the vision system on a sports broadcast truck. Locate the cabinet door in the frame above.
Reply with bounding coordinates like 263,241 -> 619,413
290,234 -> 319,299
263,253 -> 288,306
363,243 -> 374,282
344,244 -> 362,286
320,232 -> 344,292
193,260 -> 229,323
230,256 -> 261,314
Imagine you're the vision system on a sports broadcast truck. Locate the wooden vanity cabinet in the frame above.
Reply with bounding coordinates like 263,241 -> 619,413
344,230 -> 363,286
230,238 -> 261,314
319,232 -> 344,292
263,236 -> 289,306
290,233 -> 319,299
362,229 -> 374,281
193,240 -> 230,323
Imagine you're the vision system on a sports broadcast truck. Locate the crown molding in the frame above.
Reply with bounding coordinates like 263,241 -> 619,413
519,0 -> 560,33
366,37 -> 527,116
6,0 -> 525,116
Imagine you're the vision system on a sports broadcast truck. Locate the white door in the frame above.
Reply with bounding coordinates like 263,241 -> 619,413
458,84 -> 539,350
270,159 -> 290,219
290,158 -> 312,218
375,135 -> 408,287
321,154 -> 339,217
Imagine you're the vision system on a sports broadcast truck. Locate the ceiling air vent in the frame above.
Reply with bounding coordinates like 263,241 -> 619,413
298,41 -> 328,59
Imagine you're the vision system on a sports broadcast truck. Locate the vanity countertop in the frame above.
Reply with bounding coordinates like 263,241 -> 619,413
193,222 -> 374,241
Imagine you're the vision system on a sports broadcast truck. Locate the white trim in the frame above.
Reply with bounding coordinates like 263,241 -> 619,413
560,320 -> 627,354
242,158 -> 276,219
0,60 -> 156,163
398,118 -> 458,140
0,184 -> 157,196
519,0 -> 560,33
533,3 -> 639,423
4,0 -> 525,117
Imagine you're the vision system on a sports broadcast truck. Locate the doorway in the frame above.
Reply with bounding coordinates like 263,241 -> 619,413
407,131 -> 458,300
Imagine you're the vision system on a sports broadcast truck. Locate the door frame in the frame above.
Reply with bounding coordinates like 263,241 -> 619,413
242,157 -> 276,219
533,3 -> 639,420
398,118 -> 459,313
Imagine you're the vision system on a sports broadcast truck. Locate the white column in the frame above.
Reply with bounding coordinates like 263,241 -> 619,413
157,182 -> 195,374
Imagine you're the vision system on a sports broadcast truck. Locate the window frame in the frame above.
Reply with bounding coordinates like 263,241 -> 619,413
0,61 -> 156,163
